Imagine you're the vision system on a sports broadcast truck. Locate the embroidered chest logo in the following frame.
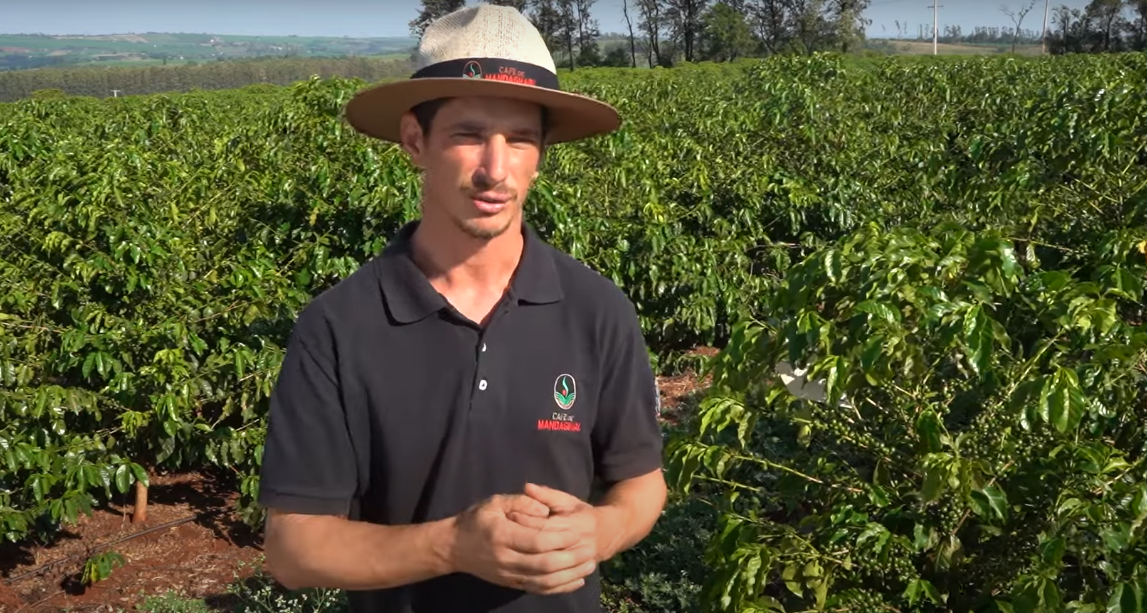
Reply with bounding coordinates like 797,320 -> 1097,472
539,374 -> 581,432
554,374 -> 576,410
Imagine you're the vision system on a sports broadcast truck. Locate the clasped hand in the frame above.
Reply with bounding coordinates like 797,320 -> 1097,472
452,483 -> 600,596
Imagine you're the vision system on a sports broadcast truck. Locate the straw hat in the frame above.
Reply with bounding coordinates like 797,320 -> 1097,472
343,3 -> 621,144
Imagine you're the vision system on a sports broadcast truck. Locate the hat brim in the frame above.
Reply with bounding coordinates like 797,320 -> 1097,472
343,78 -> 621,145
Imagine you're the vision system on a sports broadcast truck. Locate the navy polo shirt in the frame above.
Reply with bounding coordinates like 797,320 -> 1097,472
257,220 -> 665,613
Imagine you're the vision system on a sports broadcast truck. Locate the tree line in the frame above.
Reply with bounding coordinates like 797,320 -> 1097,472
413,0 -> 875,68
1046,0 -> 1147,53
884,0 -> 1145,53
412,0 -> 1147,68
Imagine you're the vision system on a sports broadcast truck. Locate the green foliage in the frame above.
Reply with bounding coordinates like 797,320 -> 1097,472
82,550 -> 126,585
1,51 -> 1146,612
662,52 -> 1147,613
668,223 -> 1147,612
601,493 -> 716,613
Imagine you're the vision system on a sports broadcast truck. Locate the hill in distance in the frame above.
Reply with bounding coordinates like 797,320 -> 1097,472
0,32 -> 418,71
0,28 -> 1045,73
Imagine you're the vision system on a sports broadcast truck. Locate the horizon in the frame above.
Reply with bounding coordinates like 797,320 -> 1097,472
2,0 -> 1093,40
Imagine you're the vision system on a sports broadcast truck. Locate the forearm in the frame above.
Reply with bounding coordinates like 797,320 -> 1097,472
264,511 -> 457,591
592,469 -> 667,561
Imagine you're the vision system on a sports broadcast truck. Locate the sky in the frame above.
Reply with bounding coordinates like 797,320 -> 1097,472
1,0 -> 1094,39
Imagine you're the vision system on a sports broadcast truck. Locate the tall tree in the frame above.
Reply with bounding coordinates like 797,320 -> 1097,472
831,0 -> 871,52
1130,0 -> 1147,50
1050,4 -> 1084,52
526,0 -> 565,57
1001,0 -> 1038,53
635,0 -> 666,66
1085,0 -> 1127,51
702,1 -> 755,59
793,0 -> 836,54
574,0 -> 603,66
749,0 -> 792,54
622,0 -> 639,66
409,0 -> 466,39
746,0 -> 842,55
558,0 -> 579,69
663,0 -> 709,62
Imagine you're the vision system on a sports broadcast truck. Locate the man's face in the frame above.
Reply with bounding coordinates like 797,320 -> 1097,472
401,96 -> 546,241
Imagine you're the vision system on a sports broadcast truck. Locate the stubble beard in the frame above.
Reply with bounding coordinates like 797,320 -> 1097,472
453,180 -> 521,240
422,171 -> 528,240
454,213 -> 516,240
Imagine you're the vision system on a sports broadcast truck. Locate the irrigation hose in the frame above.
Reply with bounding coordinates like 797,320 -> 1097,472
3,507 -> 234,586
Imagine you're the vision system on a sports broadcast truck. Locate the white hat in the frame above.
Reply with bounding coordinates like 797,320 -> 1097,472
343,3 -> 621,144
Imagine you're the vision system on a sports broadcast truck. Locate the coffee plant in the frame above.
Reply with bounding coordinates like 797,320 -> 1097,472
1,50 -> 1146,612
667,224 -> 1147,612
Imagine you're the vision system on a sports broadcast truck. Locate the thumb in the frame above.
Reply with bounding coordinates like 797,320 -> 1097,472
523,483 -> 584,514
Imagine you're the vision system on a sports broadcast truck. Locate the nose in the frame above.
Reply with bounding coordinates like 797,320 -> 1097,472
476,134 -> 509,187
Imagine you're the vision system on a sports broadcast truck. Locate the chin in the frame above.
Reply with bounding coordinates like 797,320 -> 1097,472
455,215 -> 516,241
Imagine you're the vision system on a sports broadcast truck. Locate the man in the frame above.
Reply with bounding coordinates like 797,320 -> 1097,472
256,4 -> 667,613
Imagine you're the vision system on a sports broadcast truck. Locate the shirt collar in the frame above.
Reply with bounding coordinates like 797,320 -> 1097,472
375,220 -> 564,324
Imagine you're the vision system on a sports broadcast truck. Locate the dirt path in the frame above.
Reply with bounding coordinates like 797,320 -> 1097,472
0,470 -> 264,613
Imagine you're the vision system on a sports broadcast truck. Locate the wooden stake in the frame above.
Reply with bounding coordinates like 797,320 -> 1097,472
132,479 -> 148,524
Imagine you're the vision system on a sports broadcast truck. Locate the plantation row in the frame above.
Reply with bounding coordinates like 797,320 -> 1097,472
1,53 -> 1146,612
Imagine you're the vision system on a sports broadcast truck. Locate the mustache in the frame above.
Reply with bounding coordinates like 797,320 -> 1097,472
463,179 -> 516,200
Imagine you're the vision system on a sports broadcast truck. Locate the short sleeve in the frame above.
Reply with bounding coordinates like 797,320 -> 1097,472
591,297 -> 665,484
257,304 -> 359,515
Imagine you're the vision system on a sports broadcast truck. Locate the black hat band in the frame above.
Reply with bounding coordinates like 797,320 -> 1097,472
411,57 -> 560,91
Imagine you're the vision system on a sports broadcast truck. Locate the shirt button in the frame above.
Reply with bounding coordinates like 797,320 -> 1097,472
479,379 -> 488,391
481,343 -> 487,352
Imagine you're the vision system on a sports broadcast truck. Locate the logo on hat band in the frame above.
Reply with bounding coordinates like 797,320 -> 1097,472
412,57 -> 560,90
463,61 -> 482,78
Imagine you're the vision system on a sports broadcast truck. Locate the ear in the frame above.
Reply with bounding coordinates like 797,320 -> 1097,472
399,112 -> 425,166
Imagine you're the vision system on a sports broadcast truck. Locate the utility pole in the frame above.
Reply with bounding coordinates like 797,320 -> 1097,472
111,89 -> 121,98
1040,0 -> 1050,53
929,1 -> 942,54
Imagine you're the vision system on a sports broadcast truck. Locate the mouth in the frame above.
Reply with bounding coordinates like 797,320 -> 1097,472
469,192 -> 512,214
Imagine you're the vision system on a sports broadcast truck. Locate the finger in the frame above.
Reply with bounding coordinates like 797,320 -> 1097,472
510,507 -> 595,529
507,511 -> 586,536
525,576 -> 586,596
499,520 -> 582,554
530,579 -> 586,596
503,494 -> 551,518
507,541 -> 598,576
506,511 -> 549,530
530,577 -> 588,596
523,483 -> 586,514
517,560 -> 598,595
493,516 -> 582,560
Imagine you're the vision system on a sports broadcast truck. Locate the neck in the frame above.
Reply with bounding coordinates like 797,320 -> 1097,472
409,210 -> 524,293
